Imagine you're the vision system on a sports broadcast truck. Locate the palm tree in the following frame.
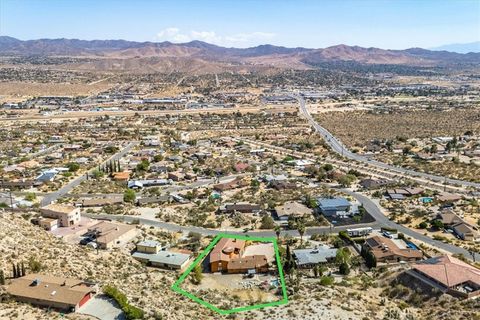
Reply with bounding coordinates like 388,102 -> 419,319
297,222 -> 306,245
274,225 -> 281,242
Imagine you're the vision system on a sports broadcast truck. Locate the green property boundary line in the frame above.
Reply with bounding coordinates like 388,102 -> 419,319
171,233 -> 289,315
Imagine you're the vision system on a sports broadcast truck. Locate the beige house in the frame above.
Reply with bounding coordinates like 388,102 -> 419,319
87,221 -> 137,249
38,218 -> 59,231
40,204 -> 81,227
6,273 -> 97,312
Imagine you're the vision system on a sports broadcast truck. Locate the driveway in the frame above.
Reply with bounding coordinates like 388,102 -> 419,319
78,295 -> 125,320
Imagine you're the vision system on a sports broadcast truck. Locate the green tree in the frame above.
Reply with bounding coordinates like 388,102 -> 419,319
430,219 -> 444,230
297,222 -> 306,245
21,262 -> 26,277
136,159 -> 150,172
25,193 -> 36,201
338,174 -> 356,187
124,189 -> 136,203
92,169 -> 105,179
259,215 -> 275,229
339,262 -> 350,275
335,247 -> 351,266
191,264 -> 203,285
67,162 -> 80,172
283,245 -> 295,276
28,256 -> 42,273
274,225 -> 281,241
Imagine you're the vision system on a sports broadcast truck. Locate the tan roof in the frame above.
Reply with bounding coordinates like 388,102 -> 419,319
452,222 -> 478,236
41,203 -> 76,214
412,255 -> 480,288
437,212 -> 463,225
209,238 -> 245,263
228,255 -> 268,271
366,235 -> 423,260
88,221 -> 136,246
243,243 -> 276,263
275,201 -> 312,218
437,192 -> 462,202
112,171 -> 130,180
6,273 -> 95,307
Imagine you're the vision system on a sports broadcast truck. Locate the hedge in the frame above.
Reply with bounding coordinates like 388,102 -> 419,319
103,285 -> 144,319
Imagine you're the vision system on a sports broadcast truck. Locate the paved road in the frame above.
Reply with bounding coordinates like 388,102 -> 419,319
296,95 -> 480,190
86,212 -> 378,238
341,189 -> 480,262
86,185 -> 478,262
40,141 -> 139,206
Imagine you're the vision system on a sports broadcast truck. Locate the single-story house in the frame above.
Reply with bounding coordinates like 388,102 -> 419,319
316,197 -> 351,217
452,222 -> 479,241
75,196 -> 123,207
136,195 -> 170,206
6,273 -> 97,312
364,235 -> 423,263
407,255 -> 480,299
219,202 -> 262,214
87,221 -> 137,249
293,245 -> 338,268
132,240 -> 191,270
275,201 -> 312,221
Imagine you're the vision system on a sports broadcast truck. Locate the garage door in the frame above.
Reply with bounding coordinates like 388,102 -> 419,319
79,293 -> 91,307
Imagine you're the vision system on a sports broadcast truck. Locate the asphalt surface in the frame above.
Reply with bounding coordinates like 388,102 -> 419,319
341,189 -> 480,262
87,186 -> 478,262
296,95 -> 480,190
40,141 -> 139,206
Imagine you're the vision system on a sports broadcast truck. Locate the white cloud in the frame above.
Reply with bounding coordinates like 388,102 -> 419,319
155,27 -> 276,47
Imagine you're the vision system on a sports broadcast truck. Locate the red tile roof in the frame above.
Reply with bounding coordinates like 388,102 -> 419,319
412,255 -> 480,288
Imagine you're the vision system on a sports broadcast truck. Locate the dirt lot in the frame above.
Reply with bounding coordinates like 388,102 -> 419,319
316,108 -> 480,147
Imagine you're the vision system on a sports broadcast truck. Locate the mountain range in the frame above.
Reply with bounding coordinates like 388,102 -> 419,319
430,41 -> 480,54
1,36 -> 479,73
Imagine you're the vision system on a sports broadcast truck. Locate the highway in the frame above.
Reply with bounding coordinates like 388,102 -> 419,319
40,141 -> 139,206
296,95 -> 480,190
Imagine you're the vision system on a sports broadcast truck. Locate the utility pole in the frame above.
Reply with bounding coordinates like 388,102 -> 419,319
6,188 -> 13,208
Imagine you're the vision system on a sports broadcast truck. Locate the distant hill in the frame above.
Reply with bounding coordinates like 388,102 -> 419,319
430,41 -> 480,54
1,36 -> 478,73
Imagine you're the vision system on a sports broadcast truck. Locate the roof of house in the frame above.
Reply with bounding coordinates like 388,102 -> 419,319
437,212 -> 463,225
41,204 -> 77,214
223,203 -> 261,212
6,273 -> 95,307
132,250 -> 190,266
137,240 -> 161,248
112,171 -> 130,180
452,222 -> 478,236
317,197 -> 351,209
78,196 -> 123,207
88,221 -> 136,246
209,238 -> 246,263
437,192 -> 462,202
228,255 -> 268,271
412,255 -> 480,288
243,243 -> 276,263
365,235 -> 423,260
294,246 -> 338,265
275,201 -> 312,218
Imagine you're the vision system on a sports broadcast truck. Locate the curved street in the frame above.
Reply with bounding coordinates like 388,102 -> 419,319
86,186 -> 479,262
296,95 -> 480,190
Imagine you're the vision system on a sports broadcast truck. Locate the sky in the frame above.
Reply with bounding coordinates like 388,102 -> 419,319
0,0 -> 479,49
